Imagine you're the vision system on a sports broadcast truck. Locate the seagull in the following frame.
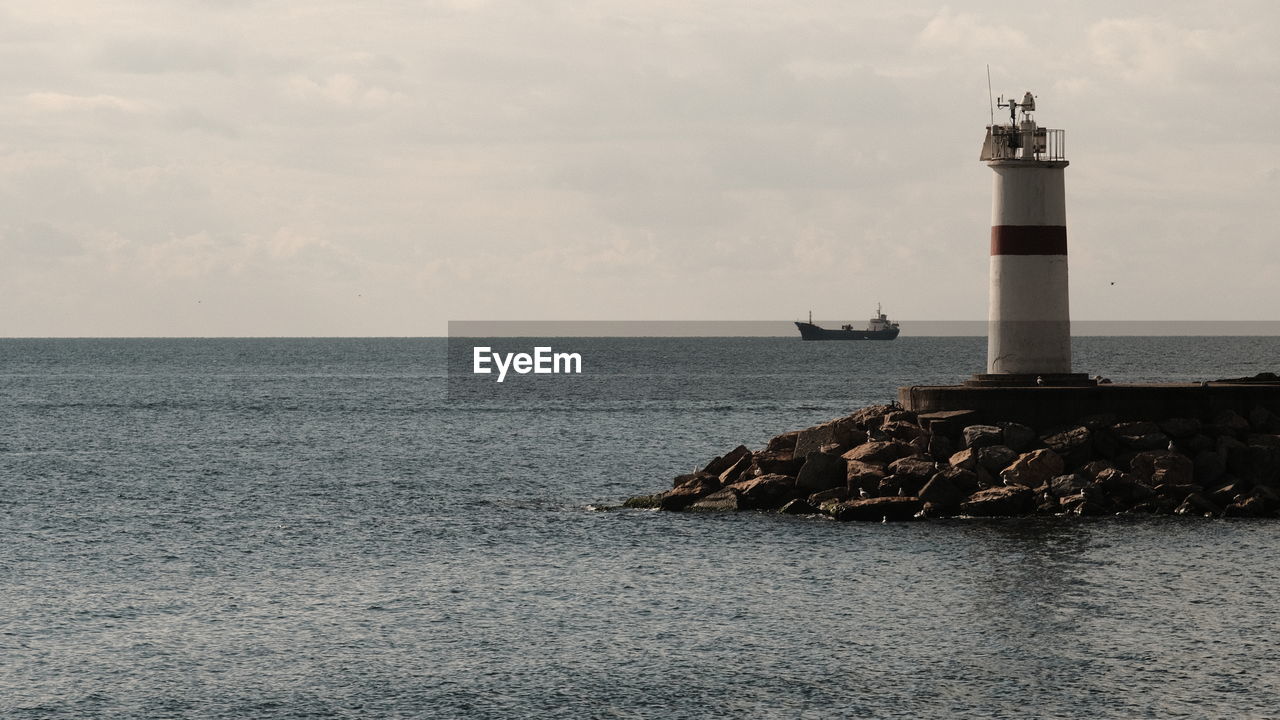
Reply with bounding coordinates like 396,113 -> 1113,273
1036,375 -> 1045,386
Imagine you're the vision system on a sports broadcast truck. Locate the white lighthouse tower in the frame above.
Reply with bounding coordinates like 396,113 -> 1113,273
977,92 -> 1085,384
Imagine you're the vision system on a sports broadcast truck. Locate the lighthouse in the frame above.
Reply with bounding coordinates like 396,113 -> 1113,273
977,92 -> 1085,384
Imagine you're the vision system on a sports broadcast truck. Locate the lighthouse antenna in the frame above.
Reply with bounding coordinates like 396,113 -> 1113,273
986,65 -> 994,125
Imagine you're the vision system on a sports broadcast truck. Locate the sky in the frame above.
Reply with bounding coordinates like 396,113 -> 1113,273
2,1 -> 1277,336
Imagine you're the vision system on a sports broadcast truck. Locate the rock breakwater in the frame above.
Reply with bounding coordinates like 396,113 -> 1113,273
625,403 -> 1280,519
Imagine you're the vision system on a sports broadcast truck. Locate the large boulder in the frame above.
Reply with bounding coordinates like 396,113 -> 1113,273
726,474 -> 796,510
843,440 -> 914,465
716,452 -> 754,486
750,450 -> 804,478
960,485 -> 1035,517
845,460 -> 887,492
702,445 -> 751,477
1226,445 -> 1280,488
948,448 -> 979,471
659,481 -> 717,510
690,487 -> 742,512
850,404 -> 898,431
918,472 -> 964,507
766,430 -> 800,452
977,445 -> 1019,474
1193,450 -> 1226,485
999,422 -> 1038,452
1209,409 -> 1251,437
794,418 -> 866,458
888,456 -> 939,483
963,425 -> 1004,449
1001,448 -> 1065,489
1048,473 -> 1089,497
1160,417 -> 1202,438
1130,450 -> 1193,487
795,452 -> 848,493
831,496 -> 923,522
1042,425 -> 1093,466
881,420 -> 926,442
779,498 -> 818,515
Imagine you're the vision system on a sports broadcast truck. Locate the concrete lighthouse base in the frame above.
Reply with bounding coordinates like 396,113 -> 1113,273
899,378 -> 1280,430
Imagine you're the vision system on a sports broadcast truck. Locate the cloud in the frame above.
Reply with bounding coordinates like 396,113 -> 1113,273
916,8 -> 1030,54
24,92 -> 148,113
284,73 -> 407,109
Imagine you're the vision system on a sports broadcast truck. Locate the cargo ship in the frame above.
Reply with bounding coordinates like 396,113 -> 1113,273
795,305 -> 900,340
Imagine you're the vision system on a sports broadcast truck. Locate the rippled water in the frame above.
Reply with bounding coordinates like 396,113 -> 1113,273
4,337 -> 1280,718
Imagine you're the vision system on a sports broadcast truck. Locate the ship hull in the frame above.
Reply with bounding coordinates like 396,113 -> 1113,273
795,322 -> 900,341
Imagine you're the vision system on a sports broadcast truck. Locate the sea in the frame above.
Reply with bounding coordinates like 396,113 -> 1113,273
4,336 -> 1280,719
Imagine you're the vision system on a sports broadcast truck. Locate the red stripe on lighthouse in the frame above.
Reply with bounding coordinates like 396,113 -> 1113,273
990,226 -> 1068,255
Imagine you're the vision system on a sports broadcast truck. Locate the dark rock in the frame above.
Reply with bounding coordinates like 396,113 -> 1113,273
1210,409 -> 1251,437
1001,448 -> 1065,489
659,483 -> 715,511
846,460 -> 887,493
794,419 -> 866,458
936,466 -> 980,495
1193,450 -> 1226,485
881,420 -> 926,443
1125,432 -> 1172,452
1036,493 -> 1062,515
726,474 -> 796,510
917,501 -> 952,519
623,494 -> 662,509
960,485 -> 1035,517
1153,483 -> 1200,503
690,488 -> 742,512
888,456 -> 938,482
1160,417 -> 1202,438
882,410 -> 918,425
918,473 -> 964,506
999,422 -> 1038,452
1224,496 -> 1268,518
977,445 -> 1018,474
1226,445 -> 1280,487
672,472 -> 714,489
1043,425 -> 1093,466
843,440 -> 914,465
1184,433 -> 1214,454
1250,406 -> 1280,433
795,452 -> 848,493
1090,428 -> 1121,460
948,448 -> 979,471
702,445 -> 751,477
1252,485 -> 1280,512
1079,459 -> 1117,479
808,487 -> 850,505
766,430 -> 800,453
832,496 -> 923,522
917,410 -> 979,438
779,498 -> 819,515
1131,450 -> 1194,487
1093,468 -> 1154,505
716,453 -> 753,486
963,425 -> 1004,449
1218,435 -> 1246,456
1048,473 -> 1089,497
1207,481 -> 1249,506
927,434 -> 954,462
1112,421 -> 1160,437
1174,492 -> 1220,517
850,404 -> 897,431
750,450 -> 804,478
1078,413 -> 1118,431
1246,433 -> 1280,448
